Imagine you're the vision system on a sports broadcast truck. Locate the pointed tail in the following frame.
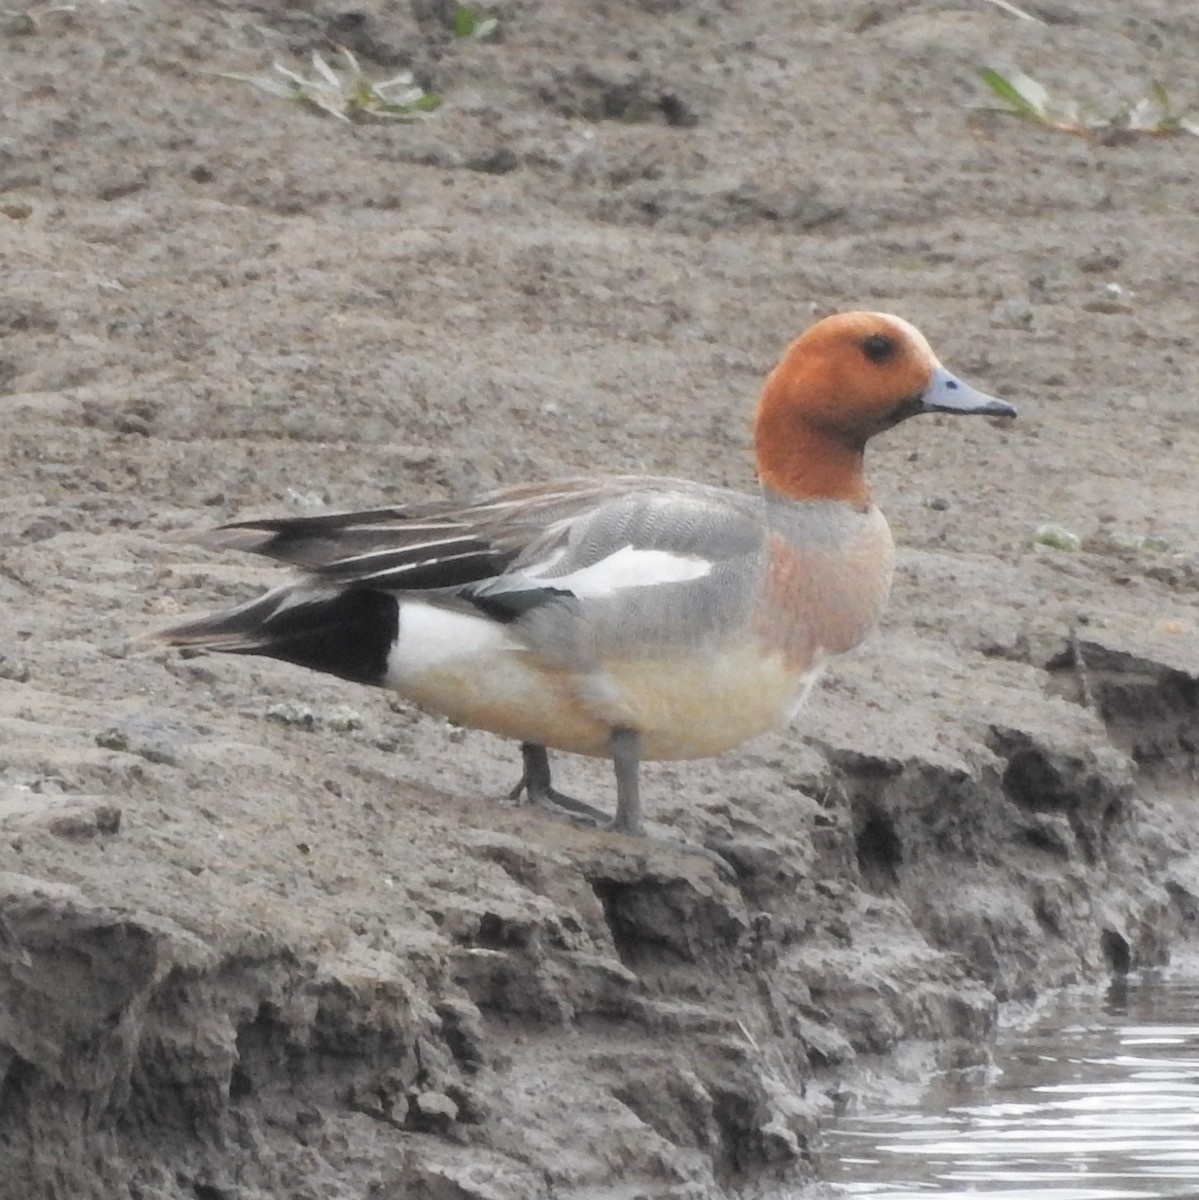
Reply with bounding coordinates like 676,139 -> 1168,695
153,582 -> 399,687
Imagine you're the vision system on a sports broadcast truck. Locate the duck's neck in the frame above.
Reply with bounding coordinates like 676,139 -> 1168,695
753,404 -> 872,506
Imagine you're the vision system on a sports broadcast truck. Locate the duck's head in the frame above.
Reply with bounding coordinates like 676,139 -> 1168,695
754,311 -> 1016,504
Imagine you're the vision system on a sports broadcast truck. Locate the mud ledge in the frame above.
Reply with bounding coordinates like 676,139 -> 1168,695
3,629 -> 1196,1199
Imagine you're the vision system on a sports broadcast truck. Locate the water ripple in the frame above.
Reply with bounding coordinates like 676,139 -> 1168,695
822,976 -> 1199,1199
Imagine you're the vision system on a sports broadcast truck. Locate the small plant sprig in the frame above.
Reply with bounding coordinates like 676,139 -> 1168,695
217,47 -> 440,123
452,4 -> 499,40
978,67 -> 1199,140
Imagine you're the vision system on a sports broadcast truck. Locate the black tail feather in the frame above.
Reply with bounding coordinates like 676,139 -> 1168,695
159,585 -> 399,687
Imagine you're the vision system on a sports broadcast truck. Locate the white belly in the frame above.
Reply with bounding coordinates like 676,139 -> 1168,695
386,602 -> 823,760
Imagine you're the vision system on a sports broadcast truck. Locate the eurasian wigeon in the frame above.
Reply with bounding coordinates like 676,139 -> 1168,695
155,312 -> 1014,857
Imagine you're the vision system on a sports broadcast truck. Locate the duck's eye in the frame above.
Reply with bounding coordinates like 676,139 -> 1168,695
861,333 -> 896,364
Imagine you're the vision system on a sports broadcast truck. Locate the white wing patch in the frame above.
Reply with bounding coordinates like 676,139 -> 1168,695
545,545 -> 712,598
387,602 -> 517,683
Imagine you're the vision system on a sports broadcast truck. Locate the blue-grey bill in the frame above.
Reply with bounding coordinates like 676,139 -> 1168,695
923,365 -> 1016,418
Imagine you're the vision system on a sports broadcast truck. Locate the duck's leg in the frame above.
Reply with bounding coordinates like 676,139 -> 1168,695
509,742 -> 610,823
609,727 -> 645,836
608,726 -> 736,879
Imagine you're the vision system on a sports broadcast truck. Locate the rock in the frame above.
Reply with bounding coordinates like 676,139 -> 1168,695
94,715 -> 192,766
410,1089 -> 459,1133
0,791 -> 123,840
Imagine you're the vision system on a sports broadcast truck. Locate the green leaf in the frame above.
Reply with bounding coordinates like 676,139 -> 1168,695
1007,70 -> 1051,116
453,5 -> 497,38
213,53 -> 440,123
979,67 -> 1042,119
348,79 -> 374,109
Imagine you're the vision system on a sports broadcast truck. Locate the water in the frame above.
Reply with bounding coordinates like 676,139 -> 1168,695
822,974 -> 1199,1199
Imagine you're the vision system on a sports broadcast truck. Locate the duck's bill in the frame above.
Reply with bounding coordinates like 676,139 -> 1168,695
921,365 -> 1017,418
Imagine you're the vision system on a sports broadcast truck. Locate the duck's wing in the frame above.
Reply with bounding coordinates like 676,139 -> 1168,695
457,480 -> 766,624
191,476 -> 761,596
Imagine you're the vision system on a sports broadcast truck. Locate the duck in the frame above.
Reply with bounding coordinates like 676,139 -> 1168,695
153,312 -> 1015,856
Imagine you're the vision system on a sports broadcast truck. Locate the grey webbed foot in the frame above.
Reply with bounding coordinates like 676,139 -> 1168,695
509,737 -> 737,880
508,742 -> 610,824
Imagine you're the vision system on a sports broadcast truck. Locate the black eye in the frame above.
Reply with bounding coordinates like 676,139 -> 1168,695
861,333 -> 896,364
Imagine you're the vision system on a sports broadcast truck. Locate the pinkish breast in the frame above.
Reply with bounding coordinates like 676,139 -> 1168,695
752,506 -> 895,671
